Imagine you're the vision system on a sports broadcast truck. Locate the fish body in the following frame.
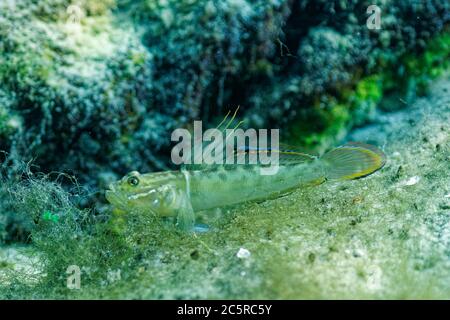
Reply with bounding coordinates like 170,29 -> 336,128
106,142 -> 386,230
188,160 -> 324,211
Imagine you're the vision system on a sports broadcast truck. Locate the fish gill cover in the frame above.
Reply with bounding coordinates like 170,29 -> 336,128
0,0 -> 449,299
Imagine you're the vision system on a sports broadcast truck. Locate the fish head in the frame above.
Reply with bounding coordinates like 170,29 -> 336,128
105,171 -> 177,216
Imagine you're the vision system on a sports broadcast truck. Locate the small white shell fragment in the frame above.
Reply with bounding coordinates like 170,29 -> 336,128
236,248 -> 251,259
445,193 -> 450,198
402,176 -> 421,186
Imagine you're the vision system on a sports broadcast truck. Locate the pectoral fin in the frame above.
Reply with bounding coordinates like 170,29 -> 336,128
174,193 -> 195,232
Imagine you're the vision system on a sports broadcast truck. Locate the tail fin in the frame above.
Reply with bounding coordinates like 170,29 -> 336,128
320,142 -> 386,180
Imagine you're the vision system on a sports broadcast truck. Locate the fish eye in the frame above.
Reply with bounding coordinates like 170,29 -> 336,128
127,176 -> 139,187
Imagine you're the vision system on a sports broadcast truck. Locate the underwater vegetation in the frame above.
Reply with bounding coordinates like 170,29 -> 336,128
0,0 -> 449,299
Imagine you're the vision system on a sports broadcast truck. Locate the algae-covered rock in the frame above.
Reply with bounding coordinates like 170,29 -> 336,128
0,0 -> 449,188
0,0 -> 168,188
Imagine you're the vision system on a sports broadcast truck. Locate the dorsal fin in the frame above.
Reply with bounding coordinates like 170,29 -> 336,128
182,107 -> 244,171
234,148 -> 315,165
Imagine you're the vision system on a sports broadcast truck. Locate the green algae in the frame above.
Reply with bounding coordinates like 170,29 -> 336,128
287,31 -> 450,152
